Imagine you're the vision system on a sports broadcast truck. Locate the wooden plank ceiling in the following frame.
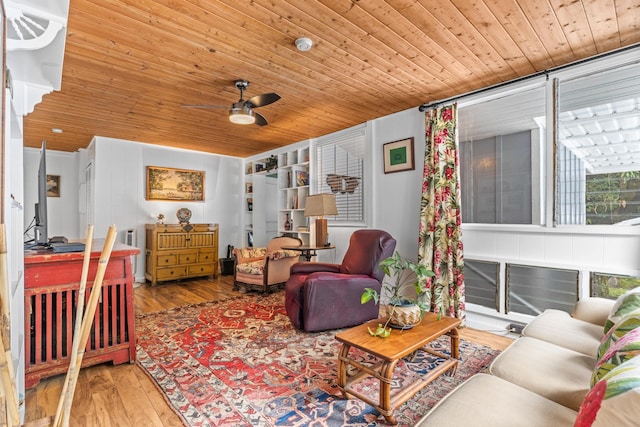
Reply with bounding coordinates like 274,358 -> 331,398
23,0 -> 640,157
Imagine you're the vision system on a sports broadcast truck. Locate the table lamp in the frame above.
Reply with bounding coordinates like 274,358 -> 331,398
304,193 -> 338,247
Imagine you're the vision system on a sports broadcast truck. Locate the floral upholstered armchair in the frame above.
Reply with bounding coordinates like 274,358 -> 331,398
232,236 -> 303,293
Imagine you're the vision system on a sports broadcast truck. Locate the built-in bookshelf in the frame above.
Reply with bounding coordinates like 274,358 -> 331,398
244,155 -> 279,247
278,147 -> 311,245
244,173 -> 254,247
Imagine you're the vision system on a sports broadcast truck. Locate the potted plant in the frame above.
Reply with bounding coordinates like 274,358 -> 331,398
361,251 -> 434,337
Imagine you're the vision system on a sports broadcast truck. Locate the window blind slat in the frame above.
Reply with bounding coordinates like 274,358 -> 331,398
316,125 -> 366,223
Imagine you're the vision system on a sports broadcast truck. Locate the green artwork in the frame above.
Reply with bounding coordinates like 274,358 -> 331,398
389,147 -> 407,165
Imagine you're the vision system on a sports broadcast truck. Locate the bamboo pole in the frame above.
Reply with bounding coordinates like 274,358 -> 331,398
58,225 -> 117,427
52,225 -> 94,427
0,224 -> 19,426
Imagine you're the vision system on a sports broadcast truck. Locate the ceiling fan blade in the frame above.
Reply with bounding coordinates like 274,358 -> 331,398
247,93 -> 281,108
181,104 -> 228,109
254,112 -> 268,126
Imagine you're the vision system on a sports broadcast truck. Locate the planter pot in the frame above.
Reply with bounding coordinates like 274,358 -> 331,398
386,300 -> 423,329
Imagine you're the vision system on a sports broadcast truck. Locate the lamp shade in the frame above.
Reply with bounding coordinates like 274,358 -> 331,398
304,193 -> 338,217
229,106 -> 255,125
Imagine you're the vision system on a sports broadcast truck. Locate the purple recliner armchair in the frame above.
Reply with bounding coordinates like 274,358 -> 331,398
285,229 -> 396,332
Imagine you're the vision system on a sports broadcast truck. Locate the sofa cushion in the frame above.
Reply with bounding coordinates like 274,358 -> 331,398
522,309 -> 604,357
597,310 -> 640,361
572,297 -> 616,326
592,326 -> 640,386
489,337 -> 595,411
235,260 -> 264,275
415,373 -> 577,427
603,286 -> 640,334
575,356 -> 640,427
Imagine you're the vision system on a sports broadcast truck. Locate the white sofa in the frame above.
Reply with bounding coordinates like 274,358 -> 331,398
416,293 -> 640,426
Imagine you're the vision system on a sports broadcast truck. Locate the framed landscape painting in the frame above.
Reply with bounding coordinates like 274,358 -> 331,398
383,137 -> 415,174
146,166 -> 205,201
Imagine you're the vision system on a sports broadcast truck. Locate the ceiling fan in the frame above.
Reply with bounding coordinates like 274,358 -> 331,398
183,80 -> 280,126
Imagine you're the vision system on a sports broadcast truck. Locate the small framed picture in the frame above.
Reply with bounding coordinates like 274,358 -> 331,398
296,170 -> 309,186
383,137 -> 415,174
47,175 -> 61,197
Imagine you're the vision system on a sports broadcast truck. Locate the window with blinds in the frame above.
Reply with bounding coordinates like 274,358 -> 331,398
315,125 -> 365,224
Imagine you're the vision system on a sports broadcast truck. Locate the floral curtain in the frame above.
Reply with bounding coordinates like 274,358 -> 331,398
418,104 -> 466,324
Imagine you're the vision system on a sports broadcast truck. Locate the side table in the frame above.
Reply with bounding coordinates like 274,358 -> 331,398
282,244 -> 335,261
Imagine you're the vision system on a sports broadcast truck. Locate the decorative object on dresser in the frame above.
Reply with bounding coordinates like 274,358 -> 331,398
176,207 -> 192,224
145,223 -> 218,286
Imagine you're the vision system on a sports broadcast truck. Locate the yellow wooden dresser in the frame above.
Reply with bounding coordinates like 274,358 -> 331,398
145,223 -> 219,285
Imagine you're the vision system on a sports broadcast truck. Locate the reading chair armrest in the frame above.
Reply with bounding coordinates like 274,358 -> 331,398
290,262 -> 341,275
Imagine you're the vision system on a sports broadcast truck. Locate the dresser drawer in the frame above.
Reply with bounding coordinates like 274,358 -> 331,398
179,253 -> 198,265
198,250 -> 216,263
157,255 -> 177,266
188,264 -> 215,275
156,266 -> 187,280
146,223 -> 219,285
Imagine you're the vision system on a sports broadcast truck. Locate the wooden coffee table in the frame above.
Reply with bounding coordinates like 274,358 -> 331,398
335,313 -> 461,425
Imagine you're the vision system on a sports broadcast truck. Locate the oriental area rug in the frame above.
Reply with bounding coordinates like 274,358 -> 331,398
136,293 -> 500,427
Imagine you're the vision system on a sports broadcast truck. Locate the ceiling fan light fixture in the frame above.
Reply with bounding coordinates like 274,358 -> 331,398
229,106 -> 255,125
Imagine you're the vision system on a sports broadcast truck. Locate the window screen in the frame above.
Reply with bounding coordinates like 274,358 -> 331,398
464,260 -> 499,310
506,264 -> 578,315
315,125 -> 365,224
557,63 -> 640,225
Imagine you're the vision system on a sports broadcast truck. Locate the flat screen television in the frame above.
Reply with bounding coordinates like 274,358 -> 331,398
34,140 -> 48,246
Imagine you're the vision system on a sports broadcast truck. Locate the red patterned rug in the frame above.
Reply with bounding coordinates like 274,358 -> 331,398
136,292 -> 500,426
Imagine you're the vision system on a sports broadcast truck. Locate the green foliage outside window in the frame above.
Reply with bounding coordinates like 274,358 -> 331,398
592,273 -> 640,299
586,171 -> 640,224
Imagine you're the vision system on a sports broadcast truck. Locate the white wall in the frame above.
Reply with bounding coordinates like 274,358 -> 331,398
292,107 -> 426,264
24,137 -> 245,282
86,137 -> 244,281
370,108 -> 425,259
23,147 -> 79,240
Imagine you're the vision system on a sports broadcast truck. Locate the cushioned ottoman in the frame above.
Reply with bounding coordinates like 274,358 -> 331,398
414,373 -> 577,427
489,337 -> 595,410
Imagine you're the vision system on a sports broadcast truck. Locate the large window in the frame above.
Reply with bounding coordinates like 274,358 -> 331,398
458,58 -> 640,227
458,85 -> 546,224
557,63 -> 640,225
315,125 -> 365,224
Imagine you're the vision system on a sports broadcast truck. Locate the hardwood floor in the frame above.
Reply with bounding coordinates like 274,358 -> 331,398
24,275 -> 513,426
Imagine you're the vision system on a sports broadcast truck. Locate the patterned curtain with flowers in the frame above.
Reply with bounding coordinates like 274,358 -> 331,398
418,104 -> 466,324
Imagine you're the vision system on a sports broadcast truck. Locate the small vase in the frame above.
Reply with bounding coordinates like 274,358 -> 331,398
284,213 -> 292,231
386,300 -> 423,329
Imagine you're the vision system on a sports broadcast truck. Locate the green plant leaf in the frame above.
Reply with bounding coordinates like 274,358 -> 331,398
361,287 -> 379,305
368,324 -> 391,338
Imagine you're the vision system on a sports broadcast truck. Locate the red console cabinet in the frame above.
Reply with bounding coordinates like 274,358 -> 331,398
24,241 -> 139,388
